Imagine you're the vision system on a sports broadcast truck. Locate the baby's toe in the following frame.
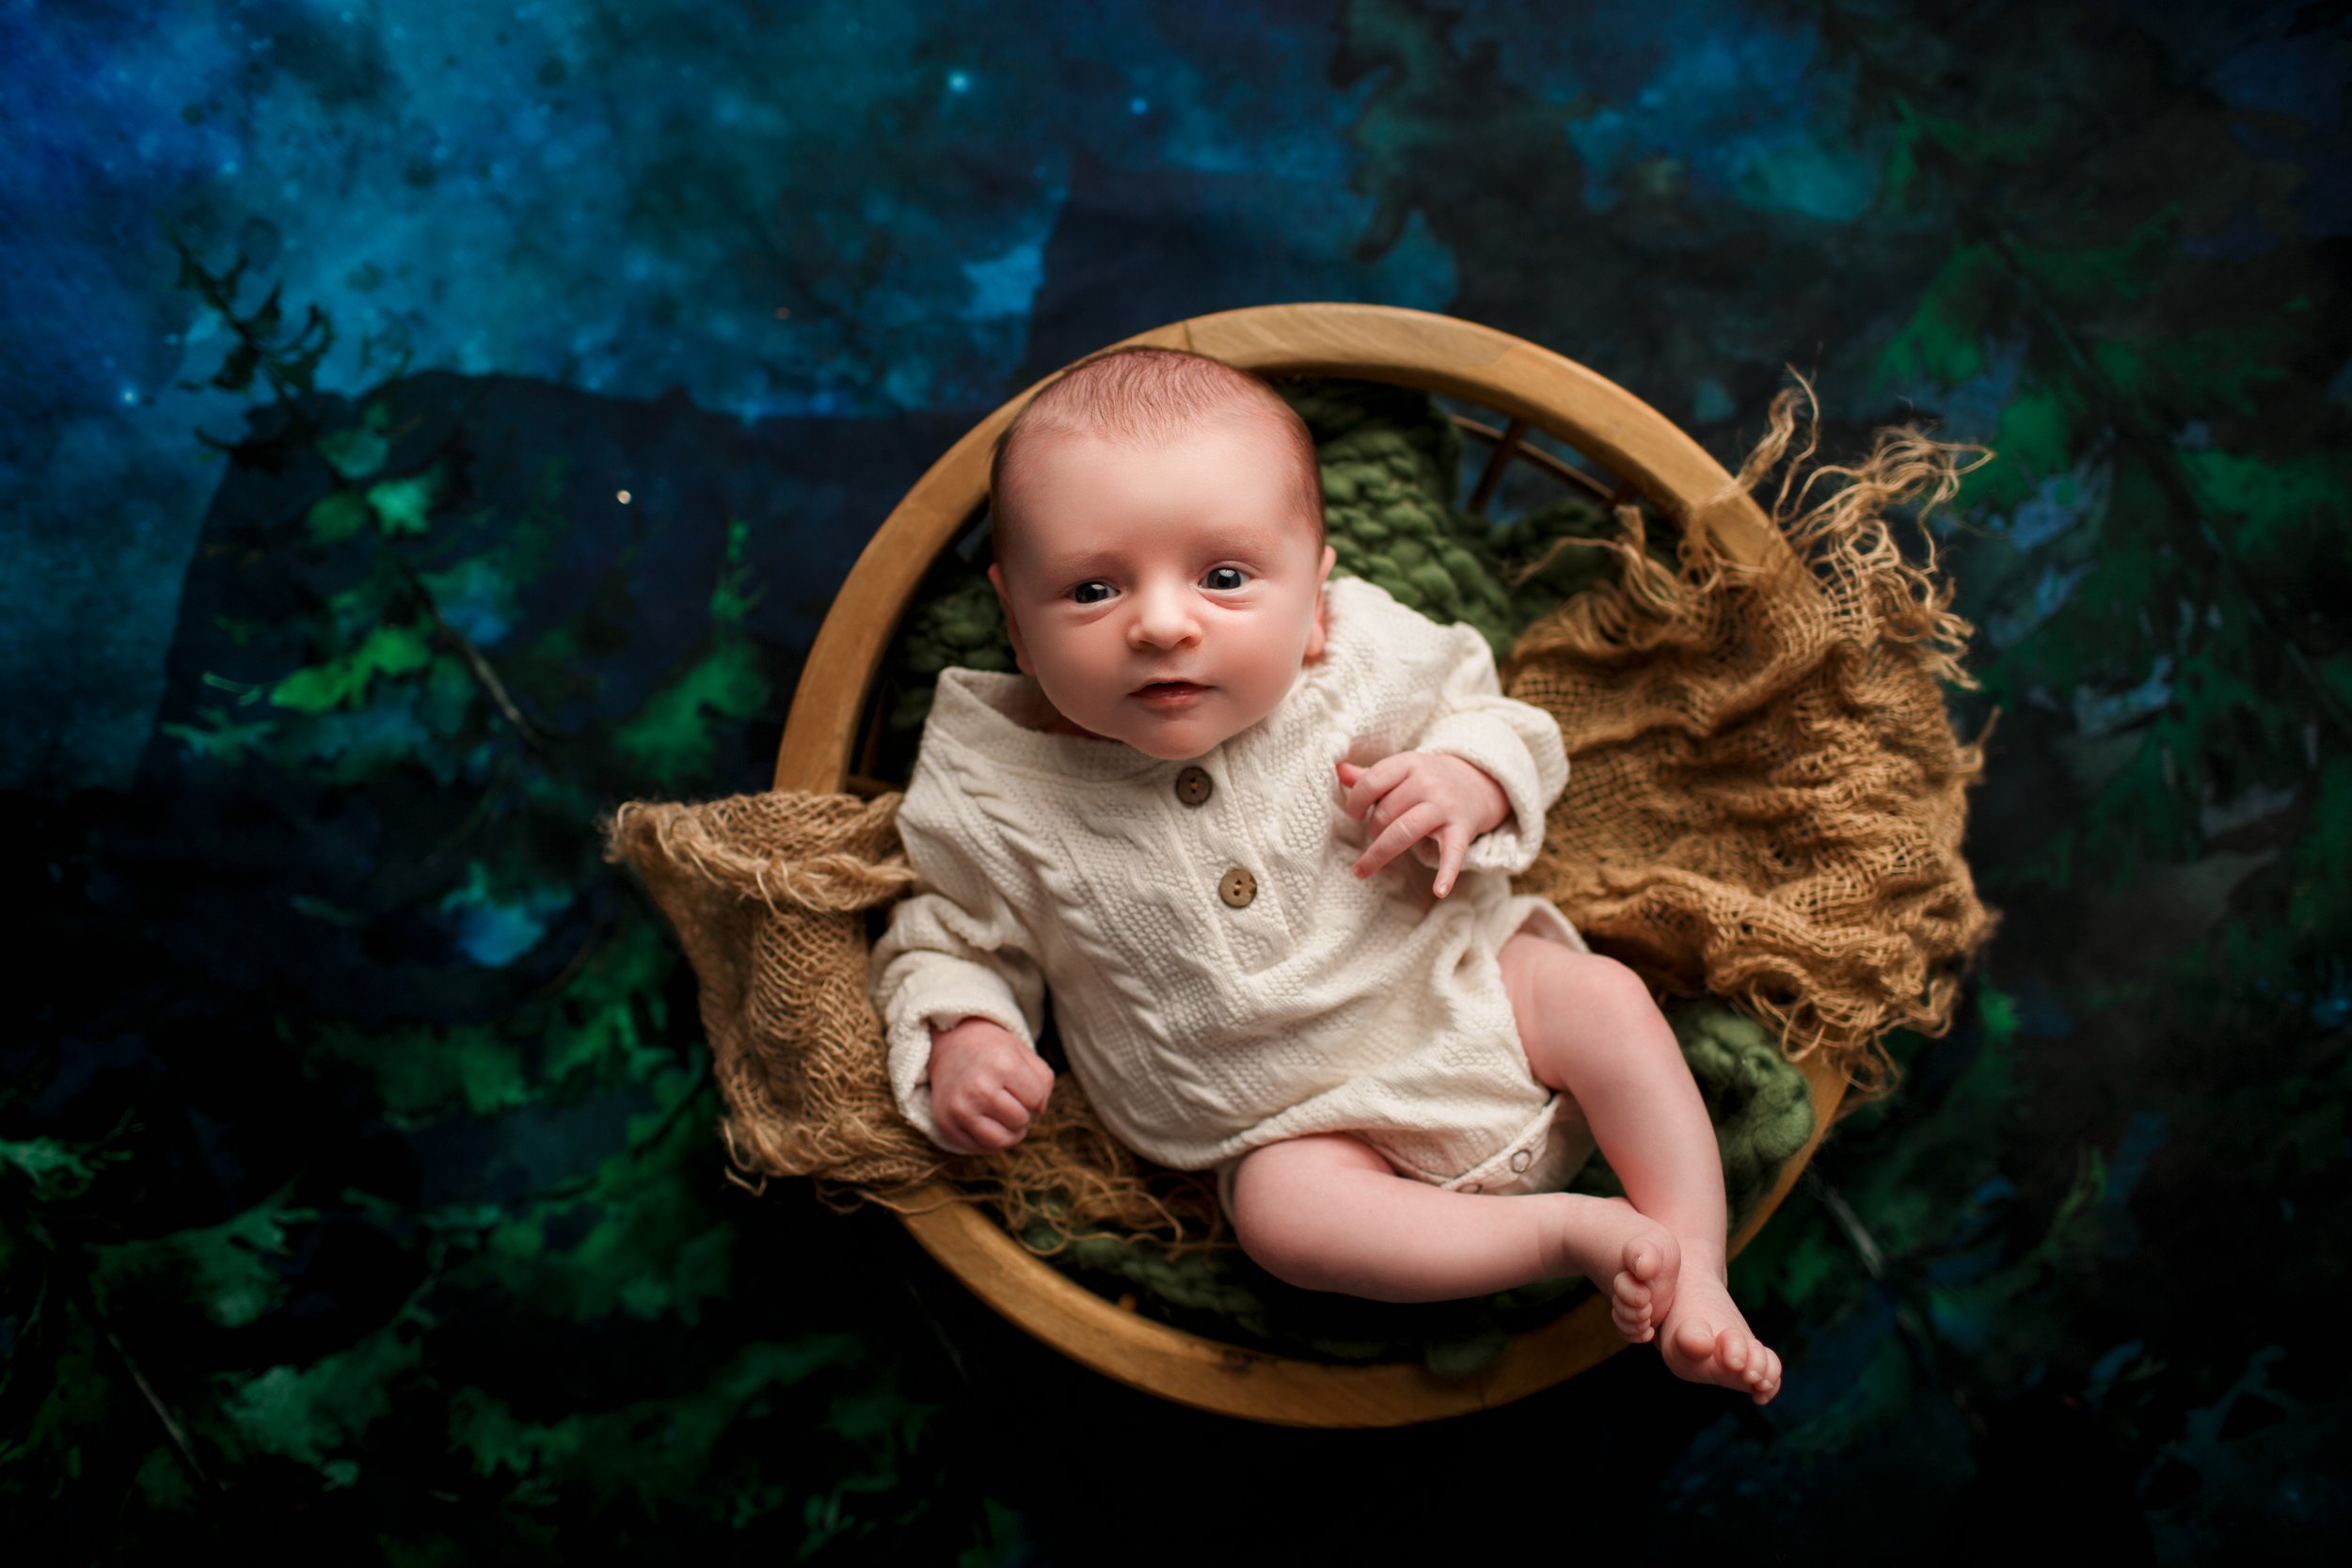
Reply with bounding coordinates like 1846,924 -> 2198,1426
1624,1231 -> 1679,1286
1671,1315 -> 1723,1366
1613,1269 -> 1652,1313
1612,1302 -> 1654,1342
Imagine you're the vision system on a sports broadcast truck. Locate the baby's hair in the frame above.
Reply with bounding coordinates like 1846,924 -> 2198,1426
986,345 -> 1325,568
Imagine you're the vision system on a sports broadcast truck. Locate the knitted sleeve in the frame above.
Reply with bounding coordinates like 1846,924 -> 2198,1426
867,751 -> 1050,1148
1412,617 -> 1569,875
1338,579 -> 1569,878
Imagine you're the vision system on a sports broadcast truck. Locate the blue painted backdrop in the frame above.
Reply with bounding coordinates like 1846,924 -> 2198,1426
6,1 -> 2346,1560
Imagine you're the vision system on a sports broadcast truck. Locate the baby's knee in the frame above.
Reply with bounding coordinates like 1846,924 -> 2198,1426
1567,952 -> 1662,1022
1227,1168 -> 1311,1288
1508,941 -> 1656,1024
1227,1136 -> 1382,1291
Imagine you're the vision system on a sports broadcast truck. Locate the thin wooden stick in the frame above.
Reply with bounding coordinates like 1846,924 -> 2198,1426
1454,415 -> 1614,505
1466,415 -> 1529,514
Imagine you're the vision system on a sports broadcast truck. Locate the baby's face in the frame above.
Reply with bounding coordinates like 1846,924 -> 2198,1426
988,419 -> 1337,762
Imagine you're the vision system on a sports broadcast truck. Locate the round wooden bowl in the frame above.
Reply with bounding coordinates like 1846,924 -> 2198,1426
773,304 -> 1847,1427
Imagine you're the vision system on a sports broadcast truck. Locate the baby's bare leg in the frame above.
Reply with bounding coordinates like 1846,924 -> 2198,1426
1227,1132 -> 1675,1306
1498,935 -> 1782,1403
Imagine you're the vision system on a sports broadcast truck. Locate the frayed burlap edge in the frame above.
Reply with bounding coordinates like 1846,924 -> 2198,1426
1502,375 -> 2001,1101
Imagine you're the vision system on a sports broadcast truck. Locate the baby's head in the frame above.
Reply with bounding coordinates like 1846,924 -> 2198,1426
985,346 -> 1337,762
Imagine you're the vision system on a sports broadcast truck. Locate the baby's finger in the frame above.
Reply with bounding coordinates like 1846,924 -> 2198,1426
968,1113 -> 1021,1151
1340,754 -> 1413,821
1012,1054 -> 1056,1111
941,1109 -> 1020,1155
988,1085 -> 1034,1136
1353,801 -> 1443,879
1432,824 -> 1470,898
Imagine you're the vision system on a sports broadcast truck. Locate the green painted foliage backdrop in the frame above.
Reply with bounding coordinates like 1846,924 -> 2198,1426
7,0 -> 2348,1560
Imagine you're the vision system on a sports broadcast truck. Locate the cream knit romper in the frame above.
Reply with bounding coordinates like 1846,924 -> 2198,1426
868,576 -> 1595,1211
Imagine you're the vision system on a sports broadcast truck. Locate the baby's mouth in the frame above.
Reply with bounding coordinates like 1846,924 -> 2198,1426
1132,680 -> 1210,700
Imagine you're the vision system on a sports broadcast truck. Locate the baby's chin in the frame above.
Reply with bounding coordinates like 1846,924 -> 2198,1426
1115,709 -> 1277,761
1122,735 -> 1226,762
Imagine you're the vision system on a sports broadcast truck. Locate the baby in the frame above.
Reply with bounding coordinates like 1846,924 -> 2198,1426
868,345 -> 1780,1401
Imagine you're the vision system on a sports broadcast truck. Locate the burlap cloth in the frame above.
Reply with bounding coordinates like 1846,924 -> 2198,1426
603,386 -> 1999,1251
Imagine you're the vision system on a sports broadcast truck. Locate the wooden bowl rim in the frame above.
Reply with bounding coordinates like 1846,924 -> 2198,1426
773,303 -> 1844,1426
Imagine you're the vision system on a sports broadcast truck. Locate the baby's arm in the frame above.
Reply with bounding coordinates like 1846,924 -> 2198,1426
868,773 -> 1055,1155
1333,594 -> 1570,891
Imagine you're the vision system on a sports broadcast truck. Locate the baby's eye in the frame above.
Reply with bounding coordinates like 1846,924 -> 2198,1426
1201,566 -> 1248,591
1069,580 -> 1115,605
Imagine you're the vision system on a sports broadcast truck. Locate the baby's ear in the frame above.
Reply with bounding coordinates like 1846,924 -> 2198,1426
987,563 -> 1033,676
1302,544 -> 1337,662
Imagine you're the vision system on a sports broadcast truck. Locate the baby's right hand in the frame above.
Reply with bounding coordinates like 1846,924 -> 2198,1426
925,1015 -> 1056,1155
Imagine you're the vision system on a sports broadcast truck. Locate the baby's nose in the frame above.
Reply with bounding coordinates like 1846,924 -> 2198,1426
1128,584 -> 1202,645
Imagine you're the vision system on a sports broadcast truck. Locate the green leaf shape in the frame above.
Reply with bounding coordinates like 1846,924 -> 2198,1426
443,1334 -> 870,1515
364,462 -> 446,538
297,658 -> 479,784
2283,757 -> 2352,960
218,1314 -> 424,1478
0,1135 -> 129,1203
1874,243 -> 2007,391
709,516 -> 762,624
444,452 -> 570,602
2179,448 -> 2352,577
159,705 -> 280,765
1889,91 -> 2060,176
270,621 -> 437,714
2090,326 -> 2290,419
1734,979 -> 2022,1323
0,1297 -> 121,1502
132,1445 -> 198,1513
299,912 -> 677,1126
414,555 -> 515,645
317,392 -> 400,479
316,396 -> 396,480
456,1072 -> 728,1324
1979,378 -> 2082,512
303,459 -> 449,546
310,1019 -> 533,1127
611,634 -> 771,788
306,487 -> 372,545
536,911 -> 675,1088
88,1186 -> 317,1329
2005,214 -> 2178,314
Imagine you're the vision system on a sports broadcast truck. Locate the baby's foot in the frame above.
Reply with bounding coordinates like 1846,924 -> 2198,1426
1655,1264 -> 1782,1404
1551,1196 -> 1680,1345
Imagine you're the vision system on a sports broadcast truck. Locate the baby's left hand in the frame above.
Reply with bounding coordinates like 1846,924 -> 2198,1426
1336,753 -> 1510,899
